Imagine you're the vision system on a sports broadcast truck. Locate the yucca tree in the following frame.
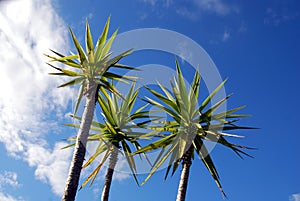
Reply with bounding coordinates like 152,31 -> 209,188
45,17 -> 135,201
66,83 -> 155,201
135,60 -> 254,201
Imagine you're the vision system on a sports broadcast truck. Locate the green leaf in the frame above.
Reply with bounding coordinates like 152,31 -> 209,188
80,150 -> 110,189
141,140 -> 179,185
103,72 -> 135,82
94,17 -> 110,61
61,143 -> 75,149
101,29 -> 118,59
47,63 -> 83,77
57,77 -> 85,88
82,142 -> 107,168
129,111 -> 150,121
164,143 -> 179,180
145,85 -> 179,114
121,141 -> 139,185
175,59 -> 189,105
200,94 -> 232,122
106,49 -> 133,68
48,73 -> 69,76
142,97 -> 182,124
193,136 -> 226,197
134,133 -> 176,154
45,50 -> 81,68
73,81 -> 85,116
64,123 -> 101,131
222,125 -> 258,131
69,27 -> 87,64
85,20 -> 94,54
216,136 -> 254,158
199,78 -> 228,112
97,78 -> 124,99
169,81 -> 189,122
113,63 -> 139,71
98,92 -> 116,125
210,105 -> 247,121
49,54 -> 79,62
157,82 -> 175,102
189,71 -> 200,116
69,115 -> 106,129
104,120 -> 117,135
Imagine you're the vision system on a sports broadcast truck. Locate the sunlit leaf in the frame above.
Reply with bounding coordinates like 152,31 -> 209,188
199,78 -> 228,112
69,27 -> 87,64
57,77 -> 85,88
85,20 -> 94,54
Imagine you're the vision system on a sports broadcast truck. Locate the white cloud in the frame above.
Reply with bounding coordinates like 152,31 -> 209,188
139,0 -> 237,20
27,142 -> 73,195
238,21 -> 247,33
140,0 -> 173,8
290,193 -> 300,201
0,171 -> 23,201
176,0 -> 237,19
140,0 -> 236,20
0,192 -> 23,201
264,7 -> 299,26
0,0 -> 73,197
176,7 -> 198,20
141,0 -> 157,7
194,0 -> 233,15
222,30 -> 230,41
163,0 -> 173,8
0,171 -> 20,188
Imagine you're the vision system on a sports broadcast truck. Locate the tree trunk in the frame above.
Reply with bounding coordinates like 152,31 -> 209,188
62,80 -> 98,201
176,146 -> 193,201
101,147 -> 119,201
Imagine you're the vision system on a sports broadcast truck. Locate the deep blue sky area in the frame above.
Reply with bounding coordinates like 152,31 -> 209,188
0,0 -> 299,201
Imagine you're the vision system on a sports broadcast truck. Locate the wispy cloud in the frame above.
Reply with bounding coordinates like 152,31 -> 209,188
238,21 -> 247,33
140,0 -> 173,7
0,192 -> 23,201
193,0 -> 235,16
0,171 -> 20,188
139,0 -> 237,21
176,0 -> 238,20
222,29 -> 230,41
138,0 -> 174,19
141,0 -> 157,7
264,7 -> 299,26
290,193 -> 300,201
0,171 -> 23,201
176,7 -> 199,20
0,0 -> 73,196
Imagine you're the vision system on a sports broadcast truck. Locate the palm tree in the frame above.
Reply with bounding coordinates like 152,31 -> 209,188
66,83 -> 155,201
45,18 -> 135,201
135,60 -> 254,201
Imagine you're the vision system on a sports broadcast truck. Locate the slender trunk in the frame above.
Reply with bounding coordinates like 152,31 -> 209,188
101,147 -> 119,201
176,146 -> 193,201
62,80 -> 98,201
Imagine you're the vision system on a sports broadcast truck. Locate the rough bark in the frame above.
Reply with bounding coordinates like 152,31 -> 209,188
176,146 -> 193,201
62,80 -> 98,201
101,147 -> 119,201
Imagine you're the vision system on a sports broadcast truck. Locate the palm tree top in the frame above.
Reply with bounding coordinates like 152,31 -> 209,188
135,59 -> 255,197
45,17 -> 136,115
65,83 -> 157,189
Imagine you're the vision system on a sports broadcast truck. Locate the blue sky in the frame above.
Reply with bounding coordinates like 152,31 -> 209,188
0,0 -> 299,201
